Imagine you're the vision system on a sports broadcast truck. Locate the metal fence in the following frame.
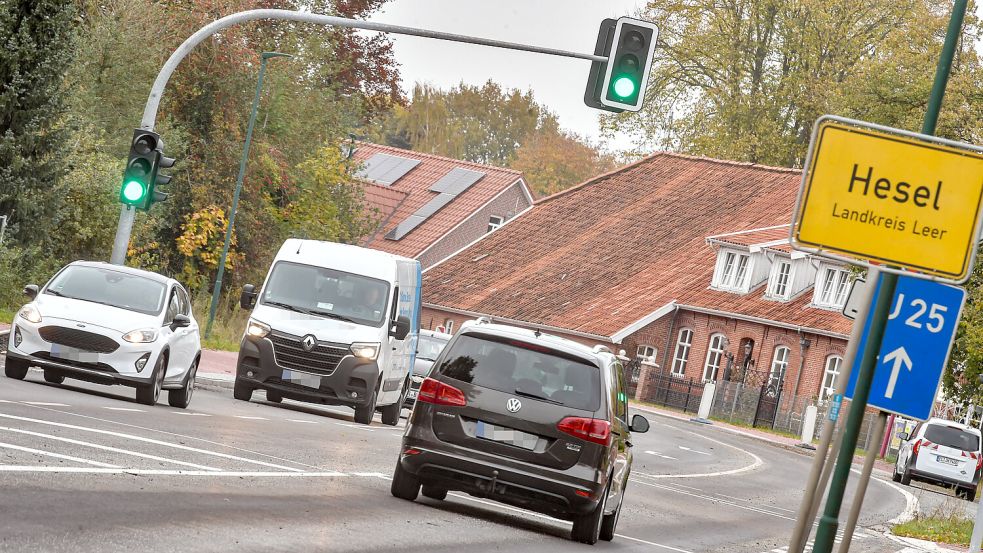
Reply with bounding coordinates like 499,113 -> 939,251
645,372 -> 706,414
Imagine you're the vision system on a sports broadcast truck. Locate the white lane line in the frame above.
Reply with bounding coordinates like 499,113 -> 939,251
0,425 -> 222,471
104,407 -> 144,412
0,441 -> 120,468
0,412 -> 303,472
634,432 -> 764,479
645,450 -> 678,460
233,416 -> 268,420
633,479 -> 795,521
288,419 -> 318,424
172,412 -> 210,417
22,402 -> 69,407
713,492 -> 798,513
351,472 -> 388,478
0,466 -> 349,476
335,423 -> 375,431
678,445 -> 711,456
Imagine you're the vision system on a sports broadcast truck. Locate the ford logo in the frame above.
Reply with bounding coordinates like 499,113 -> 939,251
506,398 -> 522,413
301,334 -> 317,352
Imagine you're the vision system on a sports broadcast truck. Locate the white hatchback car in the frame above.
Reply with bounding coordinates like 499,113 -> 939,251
894,417 -> 982,501
5,261 -> 201,407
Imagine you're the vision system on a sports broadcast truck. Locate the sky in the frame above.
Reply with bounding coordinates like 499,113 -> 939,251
367,0 -> 645,153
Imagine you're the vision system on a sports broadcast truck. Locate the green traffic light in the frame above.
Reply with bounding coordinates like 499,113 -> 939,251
613,76 -> 637,98
122,180 -> 146,202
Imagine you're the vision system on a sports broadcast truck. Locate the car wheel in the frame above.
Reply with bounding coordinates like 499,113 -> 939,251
136,355 -> 166,406
233,378 -> 253,402
390,461 -> 420,501
900,461 -> 913,486
600,481 -> 625,541
167,359 -> 197,409
382,377 -> 409,426
572,481 -> 609,545
422,485 -> 447,501
4,357 -> 29,380
892,465 -> 902,483
265,390 -> 283,403
43,370 -> 65,384
354,391 -> 377,425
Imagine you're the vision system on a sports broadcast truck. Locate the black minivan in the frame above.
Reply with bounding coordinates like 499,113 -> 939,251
390,320 -> 649,545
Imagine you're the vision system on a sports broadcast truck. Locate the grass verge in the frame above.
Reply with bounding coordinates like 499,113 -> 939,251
893,502 -> 974,546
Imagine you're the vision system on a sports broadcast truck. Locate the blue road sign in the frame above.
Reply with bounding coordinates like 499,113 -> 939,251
844,274 -> 966,421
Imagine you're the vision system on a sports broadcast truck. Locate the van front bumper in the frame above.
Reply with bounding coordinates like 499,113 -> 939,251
235,334 -> 379,408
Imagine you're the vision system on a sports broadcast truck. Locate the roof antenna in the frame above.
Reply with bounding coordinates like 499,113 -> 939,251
296,241 -> 303,254
534,329 -> 542,338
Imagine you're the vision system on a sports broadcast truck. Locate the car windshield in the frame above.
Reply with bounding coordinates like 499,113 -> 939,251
261,261 -> 390,327
417,335 -> 449,362
43,265 -> 167,316
434,333 -> 600,411
925,424 -> 980,452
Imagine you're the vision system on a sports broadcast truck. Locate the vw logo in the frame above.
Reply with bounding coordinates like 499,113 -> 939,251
506,398 -> 522,413
301,335 -> 317,352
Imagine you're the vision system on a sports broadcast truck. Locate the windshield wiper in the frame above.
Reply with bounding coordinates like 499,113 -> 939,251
514,388 -> 563,406
314,311 -> 357,324
44,289 -> 72,299
264,301 -> 318,316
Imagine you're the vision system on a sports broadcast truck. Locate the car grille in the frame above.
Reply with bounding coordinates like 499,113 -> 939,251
269,332 -> 348,375
38,326 -> 119,354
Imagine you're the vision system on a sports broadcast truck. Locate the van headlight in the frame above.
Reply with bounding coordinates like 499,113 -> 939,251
123,328 -> 158,343
246,319 -> 271,339
350,342 -> 380,360
17,304 -> 41,324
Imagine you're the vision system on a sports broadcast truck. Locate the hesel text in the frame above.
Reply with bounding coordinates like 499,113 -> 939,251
849,164 -> 942,210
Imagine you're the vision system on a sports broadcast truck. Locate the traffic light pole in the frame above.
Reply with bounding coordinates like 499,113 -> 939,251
811,2 -> 967,552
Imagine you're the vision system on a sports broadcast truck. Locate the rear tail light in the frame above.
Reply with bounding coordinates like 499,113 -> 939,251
912,439 -> 922,457
971,452 -> 982,471
417,378 -> 467,407
557,417 -> 611,446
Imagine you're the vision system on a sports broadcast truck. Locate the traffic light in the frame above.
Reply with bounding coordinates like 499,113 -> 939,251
584,19 -> 620,113
119,129 -> 174,211
151,145 -> 175,206
585,17 -> 659,113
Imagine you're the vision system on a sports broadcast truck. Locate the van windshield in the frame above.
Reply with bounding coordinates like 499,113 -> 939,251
924,424 -> 980,452
434,333 -> 600,411
261,261 -> 390,327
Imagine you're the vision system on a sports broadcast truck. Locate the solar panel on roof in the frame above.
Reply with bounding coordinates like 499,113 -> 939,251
429,167 -> 485,195
385,215 -> 426,241
413,193 -> 455,219
385,166 -> 485,241
357,153 -> 420,185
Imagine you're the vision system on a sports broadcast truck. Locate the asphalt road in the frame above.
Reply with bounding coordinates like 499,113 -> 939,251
0,365 -> 953,553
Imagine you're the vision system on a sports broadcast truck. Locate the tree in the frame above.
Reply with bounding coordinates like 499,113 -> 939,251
0,0 -> 79,244
511,130 -> 617,197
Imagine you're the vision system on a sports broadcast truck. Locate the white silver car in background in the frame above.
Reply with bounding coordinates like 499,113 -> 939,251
5,261 -> 202,407
894,417 -> 982,501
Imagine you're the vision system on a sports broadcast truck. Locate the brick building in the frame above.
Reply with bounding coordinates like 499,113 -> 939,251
420,151 -> 855,405
350,142 -> 534,268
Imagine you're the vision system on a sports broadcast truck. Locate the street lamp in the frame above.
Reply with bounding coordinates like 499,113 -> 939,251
205,51 -> 293,338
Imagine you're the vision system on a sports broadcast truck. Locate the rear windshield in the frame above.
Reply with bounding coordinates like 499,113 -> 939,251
925,424 -> 980,452
434,333 -> 600,411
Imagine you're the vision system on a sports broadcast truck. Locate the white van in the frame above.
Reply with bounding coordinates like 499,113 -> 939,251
233,239 -> 421,425
894,417 -> 983,501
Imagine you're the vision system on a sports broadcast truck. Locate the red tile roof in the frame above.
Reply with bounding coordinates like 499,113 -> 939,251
422,152 -> 853,339
362,181 -> 408,225
351,143 -> 526,259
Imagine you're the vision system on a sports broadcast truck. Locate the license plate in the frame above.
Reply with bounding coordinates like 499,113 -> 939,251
407,389 -> 418,399
281,370 -> 320,389
937,455 -> 959,466
476,420 -> 539,451
50,344 -> 99,362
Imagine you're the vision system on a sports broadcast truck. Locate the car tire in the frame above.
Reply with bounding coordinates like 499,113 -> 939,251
892,464 -> 902,483
572,482 -> 608,545
957,486 -> 977,502
422,485 -> 447,501
382,377 -> 409,426
600,481 -> 625,541
391,461 -> 420,501
4,357 -> 29,380
265,390 -> 283,403
136,355 -> 166,406
233,378 -> 253,402
167,359 -> 197,409
900,462 -> 913,486
43,370 -> 65,384
354,391 -> 377,425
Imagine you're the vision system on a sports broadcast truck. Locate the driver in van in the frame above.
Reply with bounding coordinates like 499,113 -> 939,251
352,285 -> 383,319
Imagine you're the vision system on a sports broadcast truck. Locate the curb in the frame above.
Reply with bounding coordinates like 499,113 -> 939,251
196,374 -> 234,393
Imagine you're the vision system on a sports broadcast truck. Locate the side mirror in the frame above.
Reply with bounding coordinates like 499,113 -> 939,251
897,431 -> 909,441
171,314 -> 191,330
23,285 -> 39,300
240,284 -> 257,310
630,414 -> 650,434
391,315 -> 411,340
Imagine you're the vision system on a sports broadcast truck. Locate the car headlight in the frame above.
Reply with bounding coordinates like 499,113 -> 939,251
123,328 -> 158,343
17,304 -> 41,324
246,319 -> 271,339
351,342 -> 380,360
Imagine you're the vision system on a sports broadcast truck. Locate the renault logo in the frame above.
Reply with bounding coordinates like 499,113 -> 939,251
506,398 -> 522,413
301,335 -> 317,352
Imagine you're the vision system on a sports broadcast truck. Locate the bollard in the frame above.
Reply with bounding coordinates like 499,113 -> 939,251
798,406 -> 818,449
691,382 -> 715,424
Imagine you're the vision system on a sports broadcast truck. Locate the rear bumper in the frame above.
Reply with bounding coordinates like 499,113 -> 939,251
235,335 -> 379,408
6,349 -> 152,388
399,434 -> 604,519
910,466 -> 980,488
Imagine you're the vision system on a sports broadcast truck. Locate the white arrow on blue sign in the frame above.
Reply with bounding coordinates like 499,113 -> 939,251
844,274 -> 966,421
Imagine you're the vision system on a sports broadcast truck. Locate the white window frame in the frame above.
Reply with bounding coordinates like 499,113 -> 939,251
671,329 -> 693,376
769,346 -> 790,386
767,259 -> 793,300
444,319 -> 455,334
813,265 -> 851,309
713,249 -> 752,292
702,333 -> 727,382
821,355 -> 843,401
636,344 -> 656,364
487,215 -> 504,233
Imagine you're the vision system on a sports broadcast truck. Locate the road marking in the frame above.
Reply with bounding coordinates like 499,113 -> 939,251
104,407 -> 144,412
867,470 -> 920,525
233,416 -> 268,420
634,430 -> 764,479
678,445 -> 711,456
713,492 -> 797,513
0,412 -> 303,472
351,472 -> 388,478
22,402 -> 69,407
0,440 -> 120,468
645,450 -> 678,460
0,425 -> 222,471
0,466 -> 349,477
288,419 -> 318,424
634,479 -> 795,521
172,412 -> 210,417
335,422 -> 374,431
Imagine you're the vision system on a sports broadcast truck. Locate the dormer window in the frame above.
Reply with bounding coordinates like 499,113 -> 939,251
712,249 -> 753,292
813,264 -> 851,309
766,259 -> 794,301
